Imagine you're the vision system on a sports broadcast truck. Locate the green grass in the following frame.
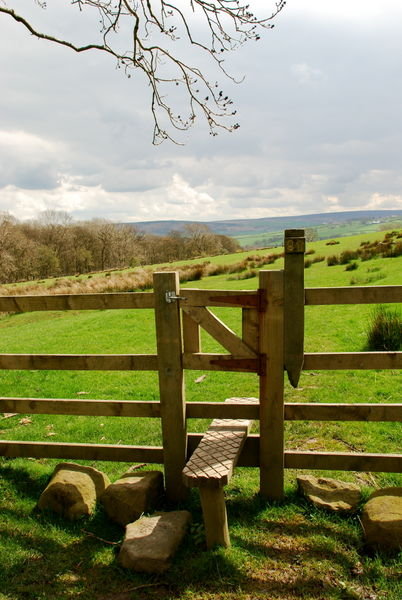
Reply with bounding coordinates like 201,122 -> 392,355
0,231 -> 401,599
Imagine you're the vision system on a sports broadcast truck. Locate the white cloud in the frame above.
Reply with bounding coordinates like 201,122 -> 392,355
291,63 -> 324,85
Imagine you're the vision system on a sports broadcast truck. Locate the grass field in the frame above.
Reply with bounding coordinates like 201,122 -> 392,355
0,231 -> 401,600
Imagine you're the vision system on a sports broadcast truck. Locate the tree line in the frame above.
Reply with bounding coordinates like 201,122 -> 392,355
0,211 -> 240,284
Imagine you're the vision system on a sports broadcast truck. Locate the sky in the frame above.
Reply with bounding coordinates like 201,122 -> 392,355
1,0 -> 402,224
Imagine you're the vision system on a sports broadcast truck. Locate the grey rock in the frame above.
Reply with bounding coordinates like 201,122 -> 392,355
37,462 -> 110,520
361,487 -> 402,551
100,470 -> 164,526
119,511 -> 191,572
297,474 -> 361,512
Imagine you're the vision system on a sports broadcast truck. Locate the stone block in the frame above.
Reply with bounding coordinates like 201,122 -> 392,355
37,462 -> 110,520
118,511 -> 191,572
100,470 -> 164,526
297,474 -> 361,512
362,487 -> 402,551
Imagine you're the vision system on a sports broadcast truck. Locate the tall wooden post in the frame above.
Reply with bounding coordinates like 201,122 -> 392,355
259,269 -> 285,500
284,229 -> 305,388
153,271 -> 188,502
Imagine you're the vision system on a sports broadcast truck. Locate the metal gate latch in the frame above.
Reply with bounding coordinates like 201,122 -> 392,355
165,291 -> 187,303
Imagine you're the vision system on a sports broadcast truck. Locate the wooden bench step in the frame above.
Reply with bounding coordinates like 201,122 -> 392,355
182,397 -> 258,548
183,398 -> 257,489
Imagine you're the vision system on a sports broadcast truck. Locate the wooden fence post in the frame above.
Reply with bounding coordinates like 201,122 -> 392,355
259,269 -> 285,500
284,229 -> 305,388
153,271 -> 188,502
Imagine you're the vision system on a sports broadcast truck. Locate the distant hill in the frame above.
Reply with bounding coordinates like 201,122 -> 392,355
126,210 -> 402,247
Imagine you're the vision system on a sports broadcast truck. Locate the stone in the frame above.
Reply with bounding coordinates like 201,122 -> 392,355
297,474 -> 361,512
118,511 -> 191,572
361,487 -> 402,551
37,462 -> 110,520
100,470 -> 164,526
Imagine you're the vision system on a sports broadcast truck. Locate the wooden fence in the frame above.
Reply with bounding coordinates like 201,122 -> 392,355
0,229 -> 401,501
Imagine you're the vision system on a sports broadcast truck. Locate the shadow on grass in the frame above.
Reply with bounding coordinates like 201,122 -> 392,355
0,463 -> 388,600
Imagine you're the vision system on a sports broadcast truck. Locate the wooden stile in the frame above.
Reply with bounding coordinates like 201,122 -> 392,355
153,271 -> 188,502
259,270 -> 285,499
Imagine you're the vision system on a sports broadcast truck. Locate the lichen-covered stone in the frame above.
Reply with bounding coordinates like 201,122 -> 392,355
297,475 -> 361,512
100,470 -> 164,526
361,487 -> 402,551
118,511 -> 191,572
37,462 -> 110,520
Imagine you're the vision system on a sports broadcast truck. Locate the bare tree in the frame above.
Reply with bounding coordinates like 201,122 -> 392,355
0,0 -> 285,143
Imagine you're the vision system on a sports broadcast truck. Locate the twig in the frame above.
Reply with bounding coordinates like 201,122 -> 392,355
127,463 -> 147,471
81,529 -> 120,546
123,583 -> 169,592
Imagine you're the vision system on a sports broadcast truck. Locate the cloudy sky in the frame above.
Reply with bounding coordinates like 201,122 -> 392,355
1,0 -> 402,223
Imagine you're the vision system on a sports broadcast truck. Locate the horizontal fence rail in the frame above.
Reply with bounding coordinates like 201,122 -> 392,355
0,354 -> 158,371
305,285 -> 402,305
1,398 -> 401,421
303,352 -> 402,370
2,438 -> 401,474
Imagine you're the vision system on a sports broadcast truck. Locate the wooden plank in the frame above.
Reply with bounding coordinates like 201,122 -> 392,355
0,397 -> 262,420
284,451 -> 402,473
284,403 -> 402,422
182,310 -> 201,353
183,429 -> 249,489
0,354 -> 158,371
183,353 -> 259,372
303,352 -> 402,370
305,285 -> 402,306
199,487 -> 230,548
284,229 -> 305,388
242,308 -> 259,354
183,289 -> 258,308
259,270 -> 285,500
154,271 -> 187,502
182,306 -> 257,358
0,440 -> 163,462
186,400 -> 259,420
0,292 -> 154,312
0,397 -> 161,417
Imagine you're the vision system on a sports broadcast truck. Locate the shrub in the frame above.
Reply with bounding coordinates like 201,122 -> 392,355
304,259 -> 313,268
366,306 -> 402,351
327,255 -> 339,266
339,249 -> 358,264
326,240 -> 340,245
305,249 -> 316,255
345,262 -> 358,271
311,255 -> 325,264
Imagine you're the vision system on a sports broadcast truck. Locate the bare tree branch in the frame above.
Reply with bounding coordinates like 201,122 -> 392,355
0,1 -> 286,144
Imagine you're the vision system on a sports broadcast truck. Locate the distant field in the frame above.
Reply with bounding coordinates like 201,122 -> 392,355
236,218 -> 402,247
0,230 -> 401,600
